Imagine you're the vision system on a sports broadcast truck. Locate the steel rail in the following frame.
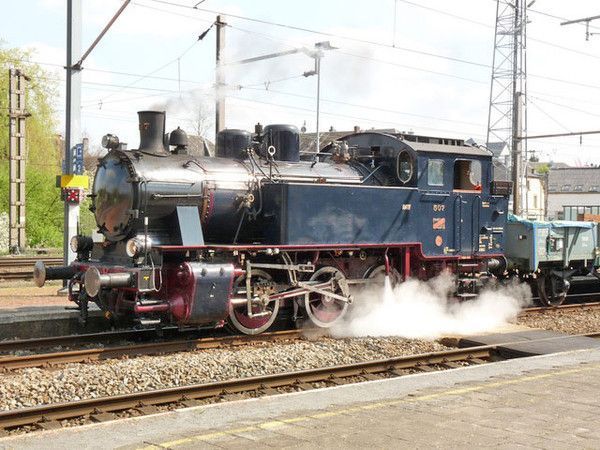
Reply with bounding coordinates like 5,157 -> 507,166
0,330 -> 302,370
521,301 -> 600,314
0,272 -> 43,280
0,257 -> 62,267
0,328 -> 184,352
0,345 -> 492,429
0,257 -> 62,281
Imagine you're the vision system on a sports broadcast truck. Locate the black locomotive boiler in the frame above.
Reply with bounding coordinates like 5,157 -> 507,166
34,110 -> 511,334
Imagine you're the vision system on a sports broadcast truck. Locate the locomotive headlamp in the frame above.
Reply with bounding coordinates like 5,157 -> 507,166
126,236 -> 152,258
125,238 -> 140,258
101,133 -> 120,150
70,235 -> 94,253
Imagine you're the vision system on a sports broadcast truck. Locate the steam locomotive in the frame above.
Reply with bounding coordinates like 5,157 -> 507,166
34,110 -> 514,334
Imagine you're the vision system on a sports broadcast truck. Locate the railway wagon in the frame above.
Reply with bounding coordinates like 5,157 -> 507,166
505,215 -> 600,305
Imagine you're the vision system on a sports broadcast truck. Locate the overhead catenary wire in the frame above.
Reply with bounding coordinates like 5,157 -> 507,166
228,95 -> 486,137
17,23 -> 600,100
10,0 -> 600,161
11,57 -> 207,87
5,0 -> 600,110
528,98 -> 571,133
88,38 -> 202,107
530,95 -> 600,120
397,0 -> 600,62
221,19 -> 600,92
229,95 -> 600,150
235,85 -> 483,127
147,0 -> 600,70
82,83 -> 212,107
145,0 -> 490,68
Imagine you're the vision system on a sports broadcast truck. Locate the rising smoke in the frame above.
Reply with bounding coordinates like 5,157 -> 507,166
331,272 -> 532,340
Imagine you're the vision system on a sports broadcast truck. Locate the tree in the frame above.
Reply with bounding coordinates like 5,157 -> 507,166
185,100 -> 213,139
536,163 -> 550,175
0,43 -> 62,248
0,44 -> 59,164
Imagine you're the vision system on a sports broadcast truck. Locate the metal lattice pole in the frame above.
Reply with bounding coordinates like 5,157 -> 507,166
486,0 -> 527,215
8,68 -> 29,253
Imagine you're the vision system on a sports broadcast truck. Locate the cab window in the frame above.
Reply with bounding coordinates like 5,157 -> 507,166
454,159 -> 482,190
397,150 -> 414,184
427,160 -> 444,186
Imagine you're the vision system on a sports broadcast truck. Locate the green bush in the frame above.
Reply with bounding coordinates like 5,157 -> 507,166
23,168 -> 64,246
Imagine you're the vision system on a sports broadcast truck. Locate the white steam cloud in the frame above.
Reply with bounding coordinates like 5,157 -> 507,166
331,272 -> 532,340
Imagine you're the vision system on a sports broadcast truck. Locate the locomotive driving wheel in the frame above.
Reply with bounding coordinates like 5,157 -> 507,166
304,266 -> 349,328
536,273 -> 570,307
228,269 -> 279,335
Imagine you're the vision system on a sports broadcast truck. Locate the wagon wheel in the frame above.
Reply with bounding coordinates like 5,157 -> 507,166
304,266 -> 349,328
228,269 -> 279,335
536,273 -> 570,307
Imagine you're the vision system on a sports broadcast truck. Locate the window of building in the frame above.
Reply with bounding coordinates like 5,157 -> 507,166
453,159 -> 482,190
561,185 -> 571,192
533,195 -> 538,209
548,185 -> 558,191
590,186 -> 599,192
574,185 -> 583,192
427,159 -> 444,186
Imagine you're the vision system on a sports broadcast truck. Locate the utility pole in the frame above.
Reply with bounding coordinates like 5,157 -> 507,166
215,15 -> 226,142
311,41 -> 333,153
512,91 -> 523,216
8,69 -> 30,254
64,0 -> 82,266
315,55 -> 322,153
487,0 -> 527,215
62,0 -> 128,267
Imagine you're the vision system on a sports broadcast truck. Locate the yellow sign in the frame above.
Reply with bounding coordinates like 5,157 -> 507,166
60,174 -> 89,188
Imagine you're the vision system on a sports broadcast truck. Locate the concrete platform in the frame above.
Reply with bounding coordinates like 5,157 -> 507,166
0,305 -> 105,339
2,348 -> 600,449
459,329 -> 600,357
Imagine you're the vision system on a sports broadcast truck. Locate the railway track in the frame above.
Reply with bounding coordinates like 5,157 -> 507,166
0,257 -> 62,281
0,326 -> 208,353
0,345 -> 492,430
0,329 -> 301,371
522,301 -> 600,315
0,294 -> 598,368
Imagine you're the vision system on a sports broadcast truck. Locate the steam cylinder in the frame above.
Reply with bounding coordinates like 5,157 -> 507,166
262,124 -> 300,162
216,129 -> 252,159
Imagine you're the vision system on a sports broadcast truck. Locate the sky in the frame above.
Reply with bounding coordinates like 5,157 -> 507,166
3,0 -> 600,165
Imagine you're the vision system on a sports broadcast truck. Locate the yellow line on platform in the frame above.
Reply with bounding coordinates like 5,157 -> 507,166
139,363 -> 600,449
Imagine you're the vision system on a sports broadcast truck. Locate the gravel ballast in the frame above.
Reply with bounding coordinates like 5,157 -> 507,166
0,336 -> 447,411
517,308 -> 600,334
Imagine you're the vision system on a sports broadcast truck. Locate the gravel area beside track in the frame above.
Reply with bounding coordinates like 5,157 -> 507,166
0,337 -> 446,411
517,309 -> 600,334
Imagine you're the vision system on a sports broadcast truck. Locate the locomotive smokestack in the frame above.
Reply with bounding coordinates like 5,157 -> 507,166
138,110 -> 168,155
